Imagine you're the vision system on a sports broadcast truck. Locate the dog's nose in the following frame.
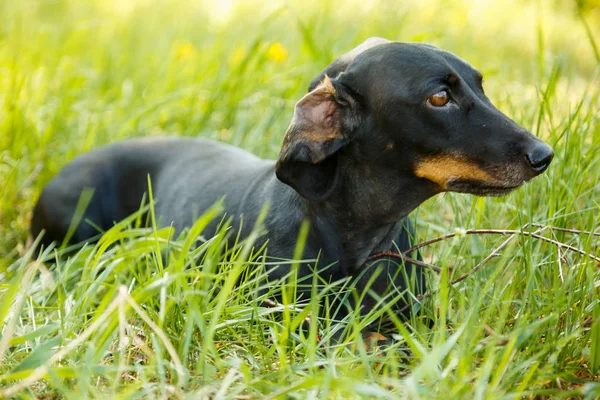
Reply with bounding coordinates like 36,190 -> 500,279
525,142 -> 554,174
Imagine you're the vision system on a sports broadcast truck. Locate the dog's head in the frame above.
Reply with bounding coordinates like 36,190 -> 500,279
276,38 -> 553,209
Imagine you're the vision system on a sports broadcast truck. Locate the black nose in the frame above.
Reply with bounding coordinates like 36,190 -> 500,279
526,142 -> 554,174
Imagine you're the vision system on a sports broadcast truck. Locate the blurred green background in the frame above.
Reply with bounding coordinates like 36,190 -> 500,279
0,1 -> 599,397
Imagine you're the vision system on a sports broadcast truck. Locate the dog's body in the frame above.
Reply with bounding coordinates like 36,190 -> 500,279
32,136 -> 421,317
33,136 -> 416,277
31,39 -> 553,320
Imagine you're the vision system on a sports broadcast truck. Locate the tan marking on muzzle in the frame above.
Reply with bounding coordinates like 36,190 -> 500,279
415,155 -> 493,189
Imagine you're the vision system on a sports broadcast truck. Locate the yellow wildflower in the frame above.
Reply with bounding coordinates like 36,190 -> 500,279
266,42 -> 288,63
174,41 -> 196,61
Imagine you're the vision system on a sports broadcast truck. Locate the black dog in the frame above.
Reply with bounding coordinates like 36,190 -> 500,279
31,38 -> 553,322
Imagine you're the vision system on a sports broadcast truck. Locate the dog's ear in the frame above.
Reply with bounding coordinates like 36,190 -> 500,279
308,37 -> 390,91
277,38 -> 390,200
276,76 -> 356,200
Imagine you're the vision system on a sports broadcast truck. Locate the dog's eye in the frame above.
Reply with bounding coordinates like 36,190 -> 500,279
427,90 -> 450,107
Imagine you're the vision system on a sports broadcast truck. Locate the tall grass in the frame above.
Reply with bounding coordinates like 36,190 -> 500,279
1,0 -> 599,398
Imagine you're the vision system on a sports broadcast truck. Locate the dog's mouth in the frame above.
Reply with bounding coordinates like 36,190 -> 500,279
445,178 -> 523,196
414,154 -> 545,197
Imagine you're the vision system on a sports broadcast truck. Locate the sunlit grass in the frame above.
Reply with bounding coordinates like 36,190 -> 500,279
1,0 -> 599,398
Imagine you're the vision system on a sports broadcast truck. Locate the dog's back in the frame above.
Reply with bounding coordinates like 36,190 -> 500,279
31,137 -> 278,248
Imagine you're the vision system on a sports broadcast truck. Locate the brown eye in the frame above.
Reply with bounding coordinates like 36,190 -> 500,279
428,90 -> 450,107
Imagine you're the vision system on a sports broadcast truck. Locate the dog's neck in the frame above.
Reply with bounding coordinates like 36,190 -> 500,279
299,164 -> 434,271
305,204 -> 403,271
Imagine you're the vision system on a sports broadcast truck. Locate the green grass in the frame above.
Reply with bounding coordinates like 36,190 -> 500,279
1,0 -> 600,398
